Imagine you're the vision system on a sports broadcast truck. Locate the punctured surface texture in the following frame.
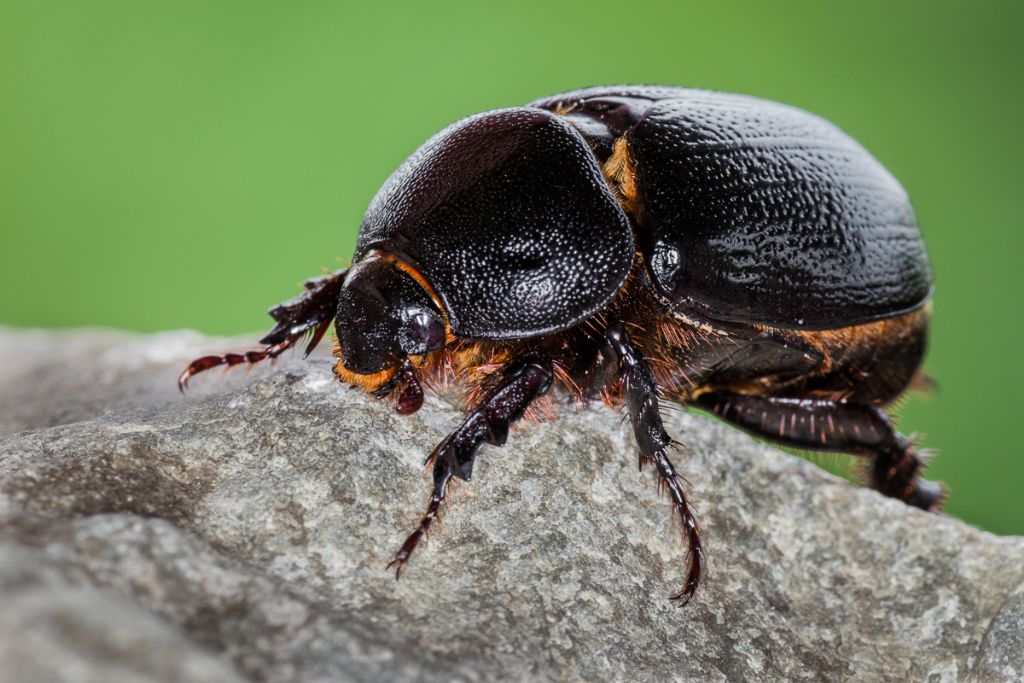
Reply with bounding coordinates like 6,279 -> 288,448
355,108 -> 634,340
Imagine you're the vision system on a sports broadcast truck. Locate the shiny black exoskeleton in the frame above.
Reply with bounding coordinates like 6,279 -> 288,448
181,86 -> 937,604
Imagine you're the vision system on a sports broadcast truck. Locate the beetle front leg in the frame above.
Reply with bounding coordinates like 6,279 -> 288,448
178,268 -> 347,390
605,322 -> 704,604
388,359 -> 553,576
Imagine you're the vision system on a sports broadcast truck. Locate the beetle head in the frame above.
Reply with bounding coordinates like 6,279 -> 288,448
334,256 -> 447,380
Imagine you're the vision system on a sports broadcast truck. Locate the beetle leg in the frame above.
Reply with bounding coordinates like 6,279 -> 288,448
695,392 -> 944,511
178,337 -> 304,391
606,322 -> 703,605
388,359 -> 553,576
178,268 -> 347,391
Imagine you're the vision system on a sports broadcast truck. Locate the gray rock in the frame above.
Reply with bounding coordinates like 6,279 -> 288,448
0,326 -> 1022,682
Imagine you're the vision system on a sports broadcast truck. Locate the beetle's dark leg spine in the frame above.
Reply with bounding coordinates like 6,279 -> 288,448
388,359 -> 553,576
178,268 -> 347,391
605,322 -> 703,604
696,393 -> 944,511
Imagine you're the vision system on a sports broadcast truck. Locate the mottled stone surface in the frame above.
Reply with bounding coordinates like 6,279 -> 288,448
1,327 -> 1022,682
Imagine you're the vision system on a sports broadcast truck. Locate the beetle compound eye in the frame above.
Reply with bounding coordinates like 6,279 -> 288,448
402,310 -> 445,355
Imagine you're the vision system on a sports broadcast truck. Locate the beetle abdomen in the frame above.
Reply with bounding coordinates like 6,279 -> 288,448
536,87 -> 934,328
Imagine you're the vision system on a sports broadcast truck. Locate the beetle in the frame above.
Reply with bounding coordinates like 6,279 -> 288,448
180,86 -> 939,604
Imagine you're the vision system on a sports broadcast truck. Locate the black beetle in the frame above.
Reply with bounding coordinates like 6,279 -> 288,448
181,86 -> 939,604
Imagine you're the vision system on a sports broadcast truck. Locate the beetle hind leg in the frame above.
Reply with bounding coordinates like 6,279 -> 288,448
388,359 -> 553,575
178,268 -> 347,390
606,322 -> 704,604
695,392 -> 944,511
870,432 -> 944,511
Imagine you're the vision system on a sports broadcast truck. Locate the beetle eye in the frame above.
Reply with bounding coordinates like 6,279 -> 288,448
402,310 -> 445,355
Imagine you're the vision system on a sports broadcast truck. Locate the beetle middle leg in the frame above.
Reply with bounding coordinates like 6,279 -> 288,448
695,392 -> 944,510
178,268 -> 347,390
388,359 -> 553,576
606,322 -> 703,604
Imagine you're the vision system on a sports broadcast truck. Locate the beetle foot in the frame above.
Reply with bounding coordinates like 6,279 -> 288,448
901,442 -> 945,511
177,318 -> 333,391
871,434 -> 946,512
387,482 -> 448,579
178,268 -> 347,392
906,478 -> 947,512
647,449 -> 704,605
178,337 -> 299,391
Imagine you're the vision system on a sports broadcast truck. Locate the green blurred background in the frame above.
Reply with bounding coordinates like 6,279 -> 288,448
2,1 -> 1021,534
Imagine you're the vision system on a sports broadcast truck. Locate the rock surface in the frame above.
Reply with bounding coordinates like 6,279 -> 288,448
1,326 -> 1022,682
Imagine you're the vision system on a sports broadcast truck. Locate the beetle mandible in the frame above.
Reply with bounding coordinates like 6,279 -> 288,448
180,86 -> 939,604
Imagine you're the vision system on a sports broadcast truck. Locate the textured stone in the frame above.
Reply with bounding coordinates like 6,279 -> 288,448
1,327 -> 1022,682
